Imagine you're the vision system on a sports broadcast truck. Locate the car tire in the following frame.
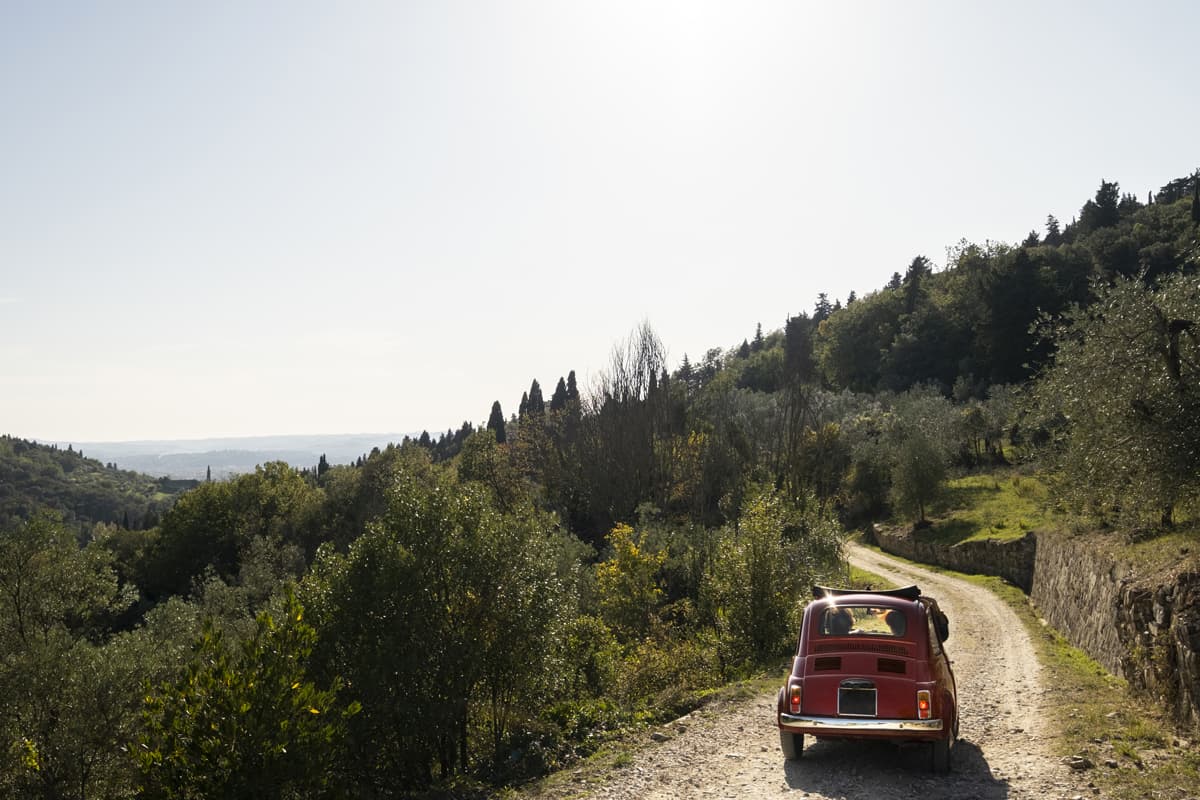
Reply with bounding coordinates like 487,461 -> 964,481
780,731 -> 804,760
931,735 -> 952,773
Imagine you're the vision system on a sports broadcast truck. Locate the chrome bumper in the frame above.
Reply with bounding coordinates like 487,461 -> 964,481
779,713 -> 943,733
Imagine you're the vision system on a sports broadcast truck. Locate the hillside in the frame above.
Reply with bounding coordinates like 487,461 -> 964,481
0,435 -> 190,529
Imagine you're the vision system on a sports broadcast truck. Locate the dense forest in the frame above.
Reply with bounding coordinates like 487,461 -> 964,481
1,171 -> 1197,798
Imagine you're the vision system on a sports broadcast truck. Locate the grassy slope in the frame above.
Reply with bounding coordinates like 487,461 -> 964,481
918,470 -> 1060,544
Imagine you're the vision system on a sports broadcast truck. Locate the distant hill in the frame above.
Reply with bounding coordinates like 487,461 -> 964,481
57,433 -> 413,479
0,435 -> 191,529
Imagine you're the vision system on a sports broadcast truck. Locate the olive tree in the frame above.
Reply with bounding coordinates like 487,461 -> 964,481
1032,272 -> 1200,524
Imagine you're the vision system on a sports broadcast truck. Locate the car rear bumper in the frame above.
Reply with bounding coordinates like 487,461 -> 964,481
779,713 -> 944,734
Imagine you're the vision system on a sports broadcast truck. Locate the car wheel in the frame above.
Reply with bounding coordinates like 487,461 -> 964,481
931,735 -> 952,773
780,731 -> 804,760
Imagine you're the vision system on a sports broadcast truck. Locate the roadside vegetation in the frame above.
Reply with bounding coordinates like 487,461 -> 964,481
0,171 -> 1197,797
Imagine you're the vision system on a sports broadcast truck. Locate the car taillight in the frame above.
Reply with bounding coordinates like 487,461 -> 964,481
916,689 -> 932,720
788,683 -> 802,714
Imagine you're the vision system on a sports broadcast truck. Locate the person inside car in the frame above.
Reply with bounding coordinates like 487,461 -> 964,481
828,608 -> 853,635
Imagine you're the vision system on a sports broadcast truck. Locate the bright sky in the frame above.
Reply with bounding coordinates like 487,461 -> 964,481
2,1 -> 1197,442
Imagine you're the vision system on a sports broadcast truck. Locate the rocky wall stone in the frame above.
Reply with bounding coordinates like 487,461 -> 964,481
1116,572 -> 1200,727
871,526 -> 1036,592
873,525 -> 1200,727
1030,533 -> 1126,675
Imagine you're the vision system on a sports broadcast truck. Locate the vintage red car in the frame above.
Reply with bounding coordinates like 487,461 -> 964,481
776,585 -> 958,771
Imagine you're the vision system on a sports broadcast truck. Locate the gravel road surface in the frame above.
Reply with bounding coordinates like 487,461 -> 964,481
530,543 -> 1093,800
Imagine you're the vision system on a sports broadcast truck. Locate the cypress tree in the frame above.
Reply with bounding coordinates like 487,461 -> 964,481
518,392 -> 529,419
566,370 -> 579,401
487,401 -> 507,444
528,379 -> 545,415
1192,176 -> 1200,225
752,323 -> 765,352
550,377 -> 568,411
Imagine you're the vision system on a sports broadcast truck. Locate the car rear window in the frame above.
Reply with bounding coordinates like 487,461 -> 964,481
821,606 -> 907,637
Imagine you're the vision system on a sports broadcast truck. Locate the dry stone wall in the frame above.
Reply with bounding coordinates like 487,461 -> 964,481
870,526 -> 1036,591
872,525 -> 1200,727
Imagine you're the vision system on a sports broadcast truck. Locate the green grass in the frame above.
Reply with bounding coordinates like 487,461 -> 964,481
914,471 -> 1065,545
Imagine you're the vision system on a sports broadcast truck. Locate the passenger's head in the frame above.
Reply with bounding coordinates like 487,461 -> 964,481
882,610 -> 906,636
829,608 -> 853,635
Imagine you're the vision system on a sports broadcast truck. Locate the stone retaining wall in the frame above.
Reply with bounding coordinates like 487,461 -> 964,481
870,527 -> 1036,592
872,525 -> 1200,727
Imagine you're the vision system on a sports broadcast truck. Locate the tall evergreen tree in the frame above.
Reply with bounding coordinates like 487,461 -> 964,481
527,379 -> 545,415
1046,214 -> 1065,245
737,339 -> 751,359
752,322 -> 765,351
518,392 -> 529,419
902,255 -> 932,313
783,313 -> 815,383
1079,179 -> 1121,231
886,272 -> 903,290
566,370 -> 579,402
813,293 -> 833,322
549,377 -> 568,411
487,401 -> 507,443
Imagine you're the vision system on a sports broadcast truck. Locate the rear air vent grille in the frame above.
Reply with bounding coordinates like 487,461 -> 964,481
877,658 -> 906,674
813,657 -> 841,671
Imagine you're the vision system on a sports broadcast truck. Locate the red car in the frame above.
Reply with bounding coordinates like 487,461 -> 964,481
776,585 -> 958,771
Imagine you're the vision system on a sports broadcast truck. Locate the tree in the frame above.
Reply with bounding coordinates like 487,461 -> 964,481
902,255 -> 932,313
889,433 -> 946,524
1079,179 -> 1121,232
783,314 -> 815,384
304,466 -> 573,787
486,400 -> 507,444
595,523 -> 664,640
705,488 -> 842,665
145,463 -> 321,598
1032,272 -> 1200,525
135,590 -> 356,800
527,380 -> 545,416
1045,214 -> 1061,245
0,513 -> 141,799
813,293 -> 833,323
752,323 -> 765,352
886,388 -> 958,524
549,378 -> 568,411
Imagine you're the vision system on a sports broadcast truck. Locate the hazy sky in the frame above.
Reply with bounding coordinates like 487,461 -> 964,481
3,1 -> 1197,443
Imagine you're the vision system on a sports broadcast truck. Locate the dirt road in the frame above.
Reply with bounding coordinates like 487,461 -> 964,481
538,544 -> 1090,800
